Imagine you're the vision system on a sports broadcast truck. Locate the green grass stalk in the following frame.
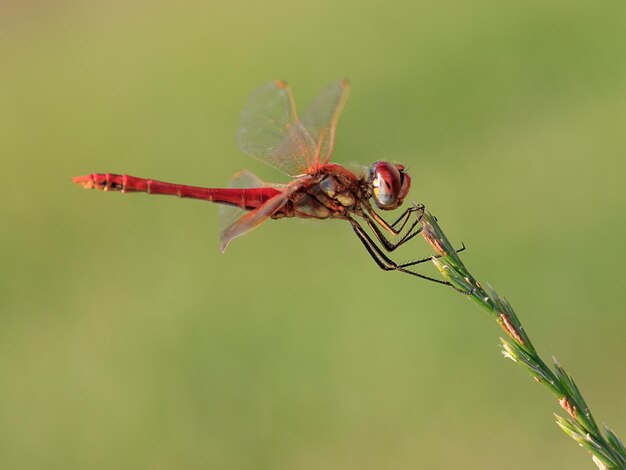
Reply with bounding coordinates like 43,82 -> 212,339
419,210 -> 626,469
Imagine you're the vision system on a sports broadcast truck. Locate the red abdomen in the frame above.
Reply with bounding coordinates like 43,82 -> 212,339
72,173 -> 282,210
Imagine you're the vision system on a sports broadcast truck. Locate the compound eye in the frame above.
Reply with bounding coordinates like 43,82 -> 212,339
369,161 -> 402,210
398,170 -> 411,202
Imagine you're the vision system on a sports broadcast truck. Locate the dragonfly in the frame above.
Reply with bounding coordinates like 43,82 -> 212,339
73,80 -> 458,286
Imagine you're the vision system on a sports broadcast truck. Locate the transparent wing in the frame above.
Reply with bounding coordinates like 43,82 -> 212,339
219,170 -> 284,234
344,160 -> 369,179
219,177 -> 308,253
300,80 -> 351,167
237,80 -> 318,176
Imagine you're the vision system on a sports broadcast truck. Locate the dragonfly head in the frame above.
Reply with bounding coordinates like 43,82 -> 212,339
368,161 -> 411,210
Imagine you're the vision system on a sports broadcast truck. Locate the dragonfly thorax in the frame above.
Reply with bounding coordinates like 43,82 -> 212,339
272,171 -> 361,221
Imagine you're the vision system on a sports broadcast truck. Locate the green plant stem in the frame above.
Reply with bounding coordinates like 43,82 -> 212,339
419,209 -> 626,469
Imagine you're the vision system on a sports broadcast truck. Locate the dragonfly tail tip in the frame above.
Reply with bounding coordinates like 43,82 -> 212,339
72,175 -> 94,189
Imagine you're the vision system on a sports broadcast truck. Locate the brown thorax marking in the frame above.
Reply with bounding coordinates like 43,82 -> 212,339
272,172 -> 363,220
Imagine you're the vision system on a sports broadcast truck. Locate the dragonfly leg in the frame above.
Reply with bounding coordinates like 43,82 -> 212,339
365,202 -> 424,236
398,242 -> 467,268
390,203 -> 426,231
360,212 -> 423,252
363,204 -> 468,258
347,216 -> 455,288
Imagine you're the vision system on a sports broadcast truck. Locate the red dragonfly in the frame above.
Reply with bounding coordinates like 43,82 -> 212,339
74,80 -> 454,286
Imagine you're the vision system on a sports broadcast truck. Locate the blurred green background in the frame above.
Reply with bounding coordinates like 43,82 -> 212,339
1,1 -> 625,468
